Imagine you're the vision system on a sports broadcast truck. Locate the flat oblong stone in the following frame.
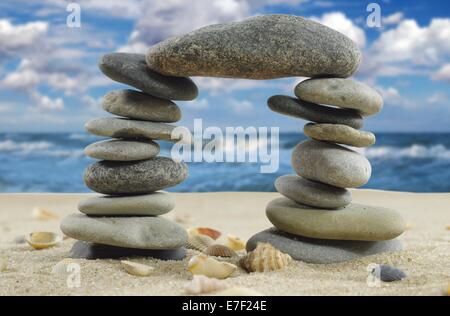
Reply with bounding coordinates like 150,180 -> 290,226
295,78 -> 383,116
292,139 -> 371,188
266,197 -> 406,241
275,174 -> 351,209
246,228 -> 403,264
85,117 -> 181,142
268,95 -> 363,129
146,14 -> 361,79
99,53 -> 198,101
61,214 -> 188,249
84,139 -> 160,161
102,89 -> 181,122
84,157 -> 188,195
69,241 -> 187,260
304,123 -> 376,147
78,192 -> 175,216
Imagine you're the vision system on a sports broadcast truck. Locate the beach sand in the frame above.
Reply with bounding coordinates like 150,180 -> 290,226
0,190 -> 449,296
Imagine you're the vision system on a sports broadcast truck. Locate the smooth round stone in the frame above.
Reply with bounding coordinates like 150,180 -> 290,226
61,214 -> 188,249
69,241 -> 187,260
275,175 -> 351,209
295,78 -> 383,116
85,117 -> 181,142
246,228 -> 403,264
146,15 -> 361,79
84,139 -> 160,161
266,197 -> 406,241
292,139 -> 371,188
98,53 -> 198,101
304,123 -> 376,147
268,95 -> 363,129
102,90 -> 181,123
84,157 -> 188,195
78,192 -> 174,216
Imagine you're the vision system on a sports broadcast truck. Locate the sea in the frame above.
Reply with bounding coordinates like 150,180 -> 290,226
0,132 -> 449,193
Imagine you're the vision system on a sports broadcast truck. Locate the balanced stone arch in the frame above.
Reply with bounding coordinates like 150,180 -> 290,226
60,14 -> 405,262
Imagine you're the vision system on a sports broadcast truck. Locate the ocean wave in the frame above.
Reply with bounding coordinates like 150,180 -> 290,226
362,144 -> 450,159
0,139 -> 83,158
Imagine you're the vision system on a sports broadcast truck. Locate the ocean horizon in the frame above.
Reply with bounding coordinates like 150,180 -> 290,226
1,131 -> 449,193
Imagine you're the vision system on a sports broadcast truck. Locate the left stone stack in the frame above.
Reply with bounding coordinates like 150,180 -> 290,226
61,53 -> 198,260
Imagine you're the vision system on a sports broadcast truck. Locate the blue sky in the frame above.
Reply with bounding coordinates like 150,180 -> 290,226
0,0 -> 449,133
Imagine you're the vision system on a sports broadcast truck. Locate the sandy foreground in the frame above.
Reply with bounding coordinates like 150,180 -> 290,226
0,190 -> 449,296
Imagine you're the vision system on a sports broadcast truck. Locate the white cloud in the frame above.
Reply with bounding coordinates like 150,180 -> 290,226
376,86 -> 416,108
31,91 -> 64,110
0,19 -> 48,61
229,99 -> 254,115
310,12 -> 366,48
431,63 -> 450,82
426,92 -> 449,105
383,12 -> 404,26
194,77 -> 272,94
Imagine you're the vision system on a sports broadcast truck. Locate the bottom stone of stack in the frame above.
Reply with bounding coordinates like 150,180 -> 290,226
69,241 -> 187,260
60,214 -> 187,250
246,228 -> 403,264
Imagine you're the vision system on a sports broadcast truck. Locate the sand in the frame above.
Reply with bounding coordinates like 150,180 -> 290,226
0,190 -> 449,296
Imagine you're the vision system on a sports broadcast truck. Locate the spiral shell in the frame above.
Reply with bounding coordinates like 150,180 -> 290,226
184,275 -> 229,295
25,232 -> 63,250
121,260 -> 154,277
239,242 -> 292,273
204,244 -> 237,258
226,235 -> 246,251
188,254 -> 237,279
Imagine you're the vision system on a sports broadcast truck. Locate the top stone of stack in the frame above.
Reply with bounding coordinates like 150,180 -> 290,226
146,14 -> 361,80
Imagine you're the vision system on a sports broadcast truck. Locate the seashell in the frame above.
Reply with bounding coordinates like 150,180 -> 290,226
187,231 -> 214,251
0,258 -> 7,272
51,258 -> 78,276
121,260 -> 154,277
214,287 -> 264,296
188,254 -> 237,279
226,235 -> 246,251
184,275 -> 229,295
204,244 -> 237,258
372,264 -> 407,282
25,232 -> 63,250
239,242 -> 292,273
188,227 -> 221,240
32,207 -> 59,220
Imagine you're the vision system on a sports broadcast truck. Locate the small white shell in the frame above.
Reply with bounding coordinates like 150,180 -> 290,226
32,207 -> 59,220
214,287 -> 264,296
226,235 -> 246,251
188,227 -> 221,240
121,260 -> 154,277
25,232 -> 63,250
185,275 -> 229,295
188,254 -> 237,279
187,232 -> 215,251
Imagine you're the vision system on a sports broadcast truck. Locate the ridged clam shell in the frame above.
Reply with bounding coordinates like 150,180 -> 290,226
25,232 -> 63,250
187,231 -> 215,251
373,264 -> 407,282
121,260 -> 154,277
188,254 -> 237,279
32,207 -> 59,220
184,275 -> 229,295
240,242 -> 292,273
203,244 -> 237,258
226,235 -> 246,251
188,227 -> 221,240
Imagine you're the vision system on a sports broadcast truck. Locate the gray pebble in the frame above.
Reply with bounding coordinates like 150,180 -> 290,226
84,139 -> 160,161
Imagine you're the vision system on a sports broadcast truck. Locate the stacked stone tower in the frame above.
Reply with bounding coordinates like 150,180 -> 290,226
60,53 -> 198,260
247,78 -> 406,263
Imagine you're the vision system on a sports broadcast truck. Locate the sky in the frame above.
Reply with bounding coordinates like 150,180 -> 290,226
0,0 -> 450,133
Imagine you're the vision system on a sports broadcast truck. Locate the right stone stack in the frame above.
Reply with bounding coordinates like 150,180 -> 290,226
247,78 -> 407,264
